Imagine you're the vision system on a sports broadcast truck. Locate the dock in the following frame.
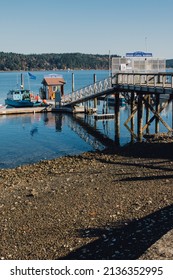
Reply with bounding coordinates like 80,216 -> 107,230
0,106 -> 52,115
94,113 -> 115,120
0,104 -> 96,115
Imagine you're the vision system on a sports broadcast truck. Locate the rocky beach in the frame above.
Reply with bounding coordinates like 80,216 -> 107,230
0,141 -> 173,260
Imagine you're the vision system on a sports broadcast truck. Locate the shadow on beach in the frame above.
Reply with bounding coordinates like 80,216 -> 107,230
96,142 -> 173,182
106,140 -> 173,160
59,204 -> 173,260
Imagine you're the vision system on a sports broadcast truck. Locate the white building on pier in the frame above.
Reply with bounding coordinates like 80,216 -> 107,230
112,51 -> 166,75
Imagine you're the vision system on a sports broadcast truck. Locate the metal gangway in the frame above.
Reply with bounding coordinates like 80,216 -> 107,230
62,77 -> 113,106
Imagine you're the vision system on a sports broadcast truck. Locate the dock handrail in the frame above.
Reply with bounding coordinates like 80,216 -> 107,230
112,71 -> 173,88
62,77 -> 112,106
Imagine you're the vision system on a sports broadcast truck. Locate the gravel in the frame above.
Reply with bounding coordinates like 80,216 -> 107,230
0,141 -> 173,260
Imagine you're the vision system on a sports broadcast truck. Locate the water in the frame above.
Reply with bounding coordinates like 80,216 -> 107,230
0,70 -> 173,168
0,70 -> 110,168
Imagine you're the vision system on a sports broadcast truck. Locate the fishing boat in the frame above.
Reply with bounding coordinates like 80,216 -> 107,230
5,73 -> 42,108
5,89 -> 42,108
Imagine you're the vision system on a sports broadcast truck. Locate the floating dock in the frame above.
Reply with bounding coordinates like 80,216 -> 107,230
94,113 -> 115,120
52,105 -> 97,114
0,105 -> 96,115
0,106 -> 52,115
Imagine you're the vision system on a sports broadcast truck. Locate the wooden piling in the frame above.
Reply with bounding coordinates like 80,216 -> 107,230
146,94 -> 150,134
21,73 -> 24,88
130,92 -> 135,142
93,74 -> 97,109
137,93 -> 143,142
115,92 -> 120,144
172,97 -> 173,129
155,94 -> 160,133
72,73 -> 75,92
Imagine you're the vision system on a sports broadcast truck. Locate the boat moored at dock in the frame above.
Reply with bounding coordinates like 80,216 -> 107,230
4,73 -> 43,108
5,89 -> 42,108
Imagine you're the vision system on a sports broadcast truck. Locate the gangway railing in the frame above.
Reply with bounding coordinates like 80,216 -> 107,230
62,77 -> 113,106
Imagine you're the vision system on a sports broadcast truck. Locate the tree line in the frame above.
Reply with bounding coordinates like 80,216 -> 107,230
0,52 -> 119,71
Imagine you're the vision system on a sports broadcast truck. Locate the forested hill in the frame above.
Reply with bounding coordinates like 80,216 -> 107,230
0,52 -> 119,71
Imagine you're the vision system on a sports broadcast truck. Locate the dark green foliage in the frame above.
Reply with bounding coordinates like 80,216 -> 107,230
0,52 -> 119,71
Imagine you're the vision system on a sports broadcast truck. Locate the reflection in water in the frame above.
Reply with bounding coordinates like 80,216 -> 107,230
1,98 -> 173,168
43,113 -> 49,125
30,126 -> 38,137
65,115 -> 105,151
67,114 -> 115,150
55,114 -> 63,132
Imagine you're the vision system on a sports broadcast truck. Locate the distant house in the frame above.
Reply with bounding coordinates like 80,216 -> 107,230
40,74 -> 66,100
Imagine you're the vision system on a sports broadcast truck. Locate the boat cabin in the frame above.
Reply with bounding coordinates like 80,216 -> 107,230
40,74 -> 65,100
7,89 -> 31,101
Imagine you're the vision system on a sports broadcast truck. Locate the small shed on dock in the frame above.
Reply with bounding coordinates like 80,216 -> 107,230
40,74 -> 65,100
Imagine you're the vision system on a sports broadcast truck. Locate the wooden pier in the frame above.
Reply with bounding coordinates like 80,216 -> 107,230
113,72 -> 173,142
59,71 -> 173,142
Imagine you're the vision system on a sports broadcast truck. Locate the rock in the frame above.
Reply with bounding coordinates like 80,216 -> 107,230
26,189 -> 38,197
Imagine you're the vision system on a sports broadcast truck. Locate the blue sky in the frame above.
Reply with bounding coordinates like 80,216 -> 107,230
1,0 -> 173,58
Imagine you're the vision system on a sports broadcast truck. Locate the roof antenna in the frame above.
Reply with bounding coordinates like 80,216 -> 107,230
145,37 -> 148,52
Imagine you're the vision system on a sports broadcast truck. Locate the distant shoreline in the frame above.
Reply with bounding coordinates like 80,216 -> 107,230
0,52 -> 113,72
0,68 -> 109,73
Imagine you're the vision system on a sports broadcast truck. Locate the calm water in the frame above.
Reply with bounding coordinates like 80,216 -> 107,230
0,70 -> 173,168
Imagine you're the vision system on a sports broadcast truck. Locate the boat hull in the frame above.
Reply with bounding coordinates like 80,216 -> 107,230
108,97 -> 126,106
5,99 -> 41,108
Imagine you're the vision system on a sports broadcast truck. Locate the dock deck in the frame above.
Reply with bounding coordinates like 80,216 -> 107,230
94,113 -> 115,120
0,106 -> 52,115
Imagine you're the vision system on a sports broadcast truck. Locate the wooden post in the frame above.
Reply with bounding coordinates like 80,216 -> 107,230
130,92 -> 135,142
21,73 -> 24,88
115,92 -> 120,145
146,94 -> 150,134
93,74 -> 97,109
72,72 -> 75,92
172,97 -> 173,130
137,93 -> 143,142
162,75 -> 166,87
155,94 -> 160,133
